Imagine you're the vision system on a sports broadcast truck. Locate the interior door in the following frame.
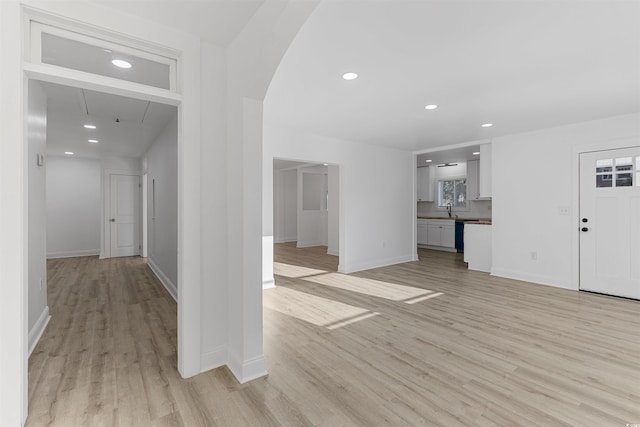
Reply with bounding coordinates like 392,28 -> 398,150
110,173 -> 140,257
579,147 -> 640,299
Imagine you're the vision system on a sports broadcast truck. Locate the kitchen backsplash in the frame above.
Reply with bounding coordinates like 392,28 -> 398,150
417,199 -> 492,219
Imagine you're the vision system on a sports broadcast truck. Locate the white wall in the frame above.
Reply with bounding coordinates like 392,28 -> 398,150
263,125 -> 415,273
145,114 -> 178,299
46,156 -> 101,258
273,169 -> 297,243
27,80 -> 50,356
492,112 -> 640,290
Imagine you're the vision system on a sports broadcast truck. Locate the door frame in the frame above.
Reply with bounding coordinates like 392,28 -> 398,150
102,169 -> 142,259
2,4 -> 203,424
571,136 -> 640,292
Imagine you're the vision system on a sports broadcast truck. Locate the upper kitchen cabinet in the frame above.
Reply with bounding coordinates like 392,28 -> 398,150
467,159 -> 479,200
479,143 -> 492,198
417,166 -> 435,202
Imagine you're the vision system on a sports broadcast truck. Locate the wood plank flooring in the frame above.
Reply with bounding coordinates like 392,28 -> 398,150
27,246 -> 640,426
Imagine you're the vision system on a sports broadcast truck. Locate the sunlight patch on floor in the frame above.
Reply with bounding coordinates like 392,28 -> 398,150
403,292 -> 444,304
264,286 -> 379,330
274,262 -> 328,278
303,272 -> 437,302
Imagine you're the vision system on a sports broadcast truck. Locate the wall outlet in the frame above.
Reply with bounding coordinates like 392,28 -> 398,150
558,206 -> 570,216
530,251 -> 538,261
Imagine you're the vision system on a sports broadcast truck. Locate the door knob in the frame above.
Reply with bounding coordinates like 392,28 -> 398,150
110,218 -> 116,222
581,227 -> 588,232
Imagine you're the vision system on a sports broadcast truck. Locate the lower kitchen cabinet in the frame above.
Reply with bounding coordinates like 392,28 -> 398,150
418,219 -> 455,250
417,219 -> 428,245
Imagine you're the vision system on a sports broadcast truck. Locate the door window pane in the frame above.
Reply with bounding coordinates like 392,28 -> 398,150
596,174 -> 613,188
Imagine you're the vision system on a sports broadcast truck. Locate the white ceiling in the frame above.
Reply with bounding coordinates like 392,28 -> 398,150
266,0 -> 640,152
416,145 -> 481,166
42,81 -> 176,159
91,0 -> 265,47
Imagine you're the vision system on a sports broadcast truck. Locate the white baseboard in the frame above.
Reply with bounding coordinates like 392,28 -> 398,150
200,345 -> 227,372
418,245 -> 457,253
274,237 -> 296,243
263,278 -> 276,289
296,241 -> 325,248
28,306 -> 50,357
227,352 -> 268,384
491,268 -> 575,291
327,248 -> 339,256
147,258 -> 177,301
47,249 -> 100,259
338,254 -> 415,274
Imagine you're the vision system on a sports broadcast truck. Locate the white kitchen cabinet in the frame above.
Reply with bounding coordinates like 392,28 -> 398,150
479,143 -> 492,198
417,219 -> 428,245
466,159 -> 479,200
417,166 -> 434,202
464,224 -> 492,272
424,219 -> 455,249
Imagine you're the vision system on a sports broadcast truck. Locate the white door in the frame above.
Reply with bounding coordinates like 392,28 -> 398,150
579,147 -> 640,299
110,174 -> 140,257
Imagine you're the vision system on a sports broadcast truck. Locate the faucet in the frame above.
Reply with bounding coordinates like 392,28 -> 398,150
446,202 -> 452,218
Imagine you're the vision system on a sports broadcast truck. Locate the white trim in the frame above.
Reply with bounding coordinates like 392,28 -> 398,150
296,241 -> 325,248
338,254 -> 415,274
227,352 -> 268,384
147,258 -> 177,302
47,249 -> 100,259
28,306 -> 50,357
491,268 -> 575,291
274,237 -> 296,243
326,248 -> 339,256
262,278 -> 275,289
24,62 -> 181,105
200,345 -> 227,372
418,245 -> 457,253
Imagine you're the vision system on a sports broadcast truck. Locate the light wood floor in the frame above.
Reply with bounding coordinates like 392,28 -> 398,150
28,245 -> 640,426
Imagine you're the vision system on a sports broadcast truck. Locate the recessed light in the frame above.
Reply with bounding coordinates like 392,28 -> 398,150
425,159 -> 433,163
88,139 -> 99,143
83,124 -> 96,129
64,151 -> 74,155
342,72 -> 358,80
112,59 -> 132,69
481,123 -> 493,128
472,152 -> 480,155
323,163 -> 329,166
425,104 -> 438,110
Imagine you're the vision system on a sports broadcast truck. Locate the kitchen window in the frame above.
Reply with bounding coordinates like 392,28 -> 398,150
438,178 -> 467,208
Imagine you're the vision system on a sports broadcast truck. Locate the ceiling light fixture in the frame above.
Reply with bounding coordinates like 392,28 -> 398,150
425,159 -> 433,163
342,72 -> 358,80
323,163 -> 329,166
425,104 -> 438,110
112,59 -> 132,69
64,151 -> 74,155
83,124 -> 96,129
472,152 -> 480,155
481,123 -> 493,128
88,139 -> 99,144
